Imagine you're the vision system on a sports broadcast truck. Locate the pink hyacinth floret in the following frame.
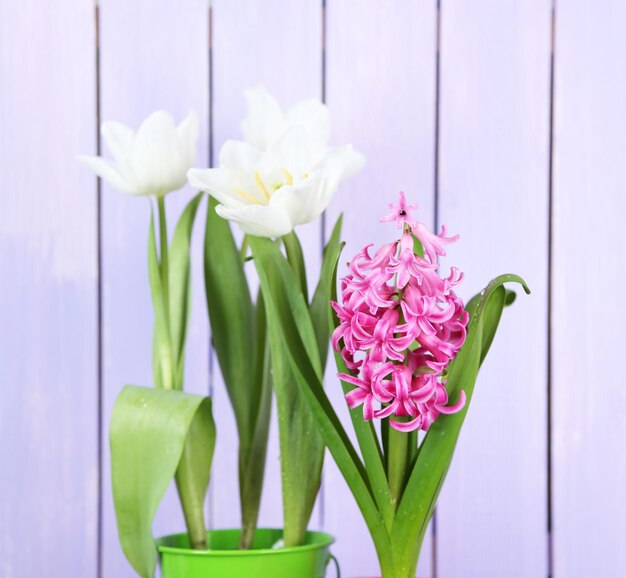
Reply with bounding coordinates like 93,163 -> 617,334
332,193 -> 469,433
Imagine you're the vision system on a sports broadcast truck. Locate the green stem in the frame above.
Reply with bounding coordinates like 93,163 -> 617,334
407,429 -> 418,466
156,196 -> 174,390
379,550 -> 421,578
157,196 -> 170,309
387,425 -> 409,509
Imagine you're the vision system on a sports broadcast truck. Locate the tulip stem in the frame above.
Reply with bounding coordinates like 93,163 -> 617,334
156,196 -> 175,391
157,196 -> 170,317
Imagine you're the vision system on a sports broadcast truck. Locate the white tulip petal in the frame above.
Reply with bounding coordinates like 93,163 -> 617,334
286,98 -> 331,155
101,121 -> 138,188
241,85 -> 287,150
101,121 -> 135,163
176,111 -> 199,167
219,140 -> 263,172
265,126 -> 312,172
77,155 -> 137,194
317,145 -> 366,186
270,172 -> 331,226
216,203 -> 293,238
187,168 -> 247,209
133,110 -> 188,196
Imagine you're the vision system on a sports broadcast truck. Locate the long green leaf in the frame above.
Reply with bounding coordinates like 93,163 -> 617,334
168,192 -> 203,387
110,386 -> 215,578
204,197 -> 271,547
328,256 -> 395,532
269,313 -> 325,545
392,274 -> 530,562
310,214 -> 343,370
464,278 -> 525,366
248,235 -> 392,564
283,230 -> 309,304
253,233 -> 326,546
204,196 -> 254,429
238,291 -> 272,549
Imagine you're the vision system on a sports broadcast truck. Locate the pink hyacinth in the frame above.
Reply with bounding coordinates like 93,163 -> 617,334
332,193 -> 469,432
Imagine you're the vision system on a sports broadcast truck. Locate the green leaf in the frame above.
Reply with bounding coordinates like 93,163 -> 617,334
249,236 -> 323,380
391,312 -> 484,569
238,291 -> 272,549
391,274 -> 530,565
283,230 -> 309,303
174,393 -> 217,550
204,197 -> 254,427
204,197 -> 271,547
168,193 -> 203,388
110,386 -> 215,578
248,235 -> 392,563
310,214 -> 343,370
252,234 -> 325,546
327,245 -> 394,532
465,275 -> 530,366
148,213 -> 174,390
505,288 -> 517,306
269,312 -> 325,546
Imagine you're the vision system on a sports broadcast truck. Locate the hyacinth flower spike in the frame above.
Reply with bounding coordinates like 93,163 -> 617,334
334,193 -> 468,433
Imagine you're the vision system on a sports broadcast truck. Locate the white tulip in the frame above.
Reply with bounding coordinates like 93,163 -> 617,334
79,110 -> 198,197
188,86 -> 364,238
242,85 -> 331,164
188,125 -> 364,238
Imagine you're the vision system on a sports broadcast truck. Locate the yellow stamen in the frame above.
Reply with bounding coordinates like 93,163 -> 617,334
303,172 -> 309,179
254,171 -> 271,201
283,169 -> 293,185
233,188 -> 262,205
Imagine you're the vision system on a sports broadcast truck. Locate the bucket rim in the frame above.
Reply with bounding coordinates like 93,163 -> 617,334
156,528 -> 335,557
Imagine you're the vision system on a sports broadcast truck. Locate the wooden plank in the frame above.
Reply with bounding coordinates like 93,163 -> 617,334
98,1 -> 210,576
435,2 -> 550,577
552,3 -> 626,576
210,0 -> 323,533
0,1 -> 99,577
324,1 -> 438,576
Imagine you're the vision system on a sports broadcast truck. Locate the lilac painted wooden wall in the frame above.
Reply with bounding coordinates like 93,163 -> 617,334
1,1 -> 625,577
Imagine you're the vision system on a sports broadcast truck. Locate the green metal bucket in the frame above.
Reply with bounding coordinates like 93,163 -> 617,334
156,528 -> 338,578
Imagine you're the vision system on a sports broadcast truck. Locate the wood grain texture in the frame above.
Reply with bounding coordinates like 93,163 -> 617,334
0,1 -> 99,577
324,1 -> 438,575
435,1 -> 551,577
98,1 -> 210,576
552,2 -> 626,576
210,0 -> 323,533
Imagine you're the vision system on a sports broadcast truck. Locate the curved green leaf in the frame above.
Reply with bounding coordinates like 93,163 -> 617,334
204,197 -> 271,548
310,214 -> 343,370
283,230 -> 309,303
204,196 -> 254,429
328,246 -> 394,532
168,193 -> 203,387
174,394 -> 216,550
110,385 -> 215,578
248,235 -> 392,562
465,275 -> 530,366
238,291 -> 272,549
253,234 -> 326,546
391,274 -> 530,562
